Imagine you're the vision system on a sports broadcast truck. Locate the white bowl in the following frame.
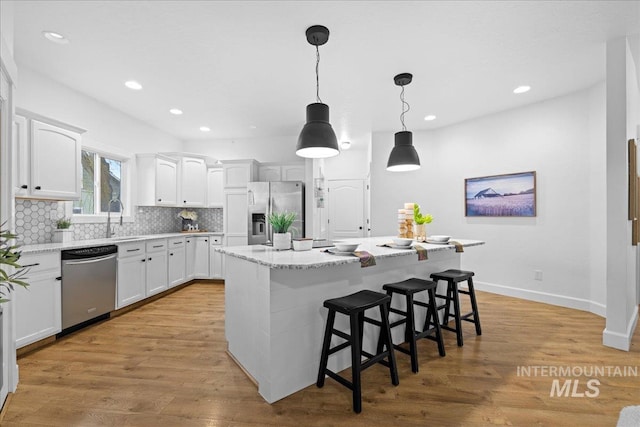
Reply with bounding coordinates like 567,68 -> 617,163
292,238 -> 313,251
429,235 -> 451,243
392,237 -> 413,247
333,242 -> 359,252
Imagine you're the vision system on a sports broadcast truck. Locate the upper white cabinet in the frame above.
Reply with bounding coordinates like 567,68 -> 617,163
223,160 -> 258,188
180,156 -> 207,207
136,154 -> 178,206
14,110 -> 84,200
258,162 -> 306,182
207,167 -> 223,208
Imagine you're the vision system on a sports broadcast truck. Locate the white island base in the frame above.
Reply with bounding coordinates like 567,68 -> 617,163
222,237 -> 484,403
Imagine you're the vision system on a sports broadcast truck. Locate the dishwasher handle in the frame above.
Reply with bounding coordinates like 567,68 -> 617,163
62,254 -> 117,265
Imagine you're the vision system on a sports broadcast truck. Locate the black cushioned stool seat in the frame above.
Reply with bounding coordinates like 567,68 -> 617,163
379,278 -> 445,373
317,290 -> 399,413
430,269 -> 482,347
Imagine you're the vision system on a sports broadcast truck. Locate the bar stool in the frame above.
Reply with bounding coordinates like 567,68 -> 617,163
430,269 -> 482,347
317,290 -> 399,413
379,278 -> 445,373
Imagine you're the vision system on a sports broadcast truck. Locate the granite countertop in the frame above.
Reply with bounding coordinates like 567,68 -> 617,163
20,231 -> 225,254
217,236 -> 484,270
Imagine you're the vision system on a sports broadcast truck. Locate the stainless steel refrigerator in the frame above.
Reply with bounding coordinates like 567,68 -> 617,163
247,181 -> 305,245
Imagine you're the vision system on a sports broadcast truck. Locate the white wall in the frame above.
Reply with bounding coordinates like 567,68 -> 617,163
15,67 -> 183,155
0,0 -> 14,56
184,136 -> 300,163
371,85 -> 606,313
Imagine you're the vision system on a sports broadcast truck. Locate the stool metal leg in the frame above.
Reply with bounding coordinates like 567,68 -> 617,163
317,310 -> 336,388
379,303 -> 399,386
467,277 -> 482,335
350,312 -> 362,413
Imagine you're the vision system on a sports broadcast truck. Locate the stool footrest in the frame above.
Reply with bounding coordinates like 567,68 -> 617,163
331,329 -> 351,342
325,370 -> 353,390
328,340 -> 351,356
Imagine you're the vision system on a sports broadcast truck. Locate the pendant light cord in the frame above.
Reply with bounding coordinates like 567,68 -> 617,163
400,85 -> 410,131
316,45 -> 322,103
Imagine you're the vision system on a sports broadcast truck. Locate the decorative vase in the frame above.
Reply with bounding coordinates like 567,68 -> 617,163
52,229 -> 74,243
272,232 -> 291,250
415,223 -> 426,242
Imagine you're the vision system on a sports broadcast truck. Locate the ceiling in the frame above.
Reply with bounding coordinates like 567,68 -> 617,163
11,1 -> 640,149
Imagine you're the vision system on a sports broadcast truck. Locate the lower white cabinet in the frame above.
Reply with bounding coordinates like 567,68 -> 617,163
168,237 -> 186,288
209,235 -> 224,279
194,236 -> 210,278
145,239 -> 168,296
185,237 -> 196,279
14,252 -> 62,348
117,242 -> 147,309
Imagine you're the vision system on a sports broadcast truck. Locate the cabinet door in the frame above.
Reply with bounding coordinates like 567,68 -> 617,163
185,238 -> 196,279
168,246 -> 186,288
181,157 -> 207,207
14,275 -> 62,348
13,115 -> 29,197
146,251 -> 168,296
117,255 -> 147,309
209,244 -> 223,279
223,163 -> 252,188
224,190 -> 248,236
282,164 -> 306,181
194,237 -> 210,278
259,165 -> 281,182
156,157 -> 178,206
30,119 -> 81,200
207,168 -> 224,207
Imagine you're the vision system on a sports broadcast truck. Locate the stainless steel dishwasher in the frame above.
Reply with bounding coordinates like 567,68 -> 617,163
61,245 -> 117,330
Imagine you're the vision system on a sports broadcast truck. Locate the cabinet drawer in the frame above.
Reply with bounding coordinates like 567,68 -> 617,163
168,237 -> 185,248
118,242 -> 146,258
209,236 -> 222,245
146,239 -> 167,253
20,251 -> 60,276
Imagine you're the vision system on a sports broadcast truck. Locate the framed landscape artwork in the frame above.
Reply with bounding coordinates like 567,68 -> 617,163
465,171 -> 537,217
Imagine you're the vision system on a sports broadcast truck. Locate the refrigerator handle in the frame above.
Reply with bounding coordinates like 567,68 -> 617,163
266,198 -> 272,244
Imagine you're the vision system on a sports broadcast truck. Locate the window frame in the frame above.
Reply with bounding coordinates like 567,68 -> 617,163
68,145 -> 133,224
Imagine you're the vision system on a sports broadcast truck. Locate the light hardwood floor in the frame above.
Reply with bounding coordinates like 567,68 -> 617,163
2,283 -> 639,426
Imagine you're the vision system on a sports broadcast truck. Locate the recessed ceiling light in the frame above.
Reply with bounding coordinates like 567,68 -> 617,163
424,115 -> 437,121
513,85 -> 531,94
340,141 -> 351,150
169,108 -> 183,115
249,125 -> 257,129
124,80 -> 143,90
199,126 -> 211,132
42,31 -> 69,44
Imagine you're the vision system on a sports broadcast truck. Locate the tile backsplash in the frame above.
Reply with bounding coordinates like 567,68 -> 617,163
15,199 -> 223,245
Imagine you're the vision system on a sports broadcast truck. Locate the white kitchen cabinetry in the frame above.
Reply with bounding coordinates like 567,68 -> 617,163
185,237 -> 196,280
207,167 -> 223,207
12,114 -> 29,197
14,252 -> 62,348
14,110 -> 84,200
194,236 -> 210,278
258,162 -> 306,182
180,156 -> 207,207
224,189 -> 249,246
136,154 -> 178,206
167,237 -> 186,288
145,239 -> 168,296
116,242 -> 147,309
209,235 -> 224,279
223,160 -> 258,188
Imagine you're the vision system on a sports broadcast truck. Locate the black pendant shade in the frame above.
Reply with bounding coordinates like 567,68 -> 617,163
296,103 -> 339,158
387,131 -> 420,172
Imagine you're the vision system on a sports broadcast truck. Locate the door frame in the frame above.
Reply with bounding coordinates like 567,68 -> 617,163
327,178 -> 367,241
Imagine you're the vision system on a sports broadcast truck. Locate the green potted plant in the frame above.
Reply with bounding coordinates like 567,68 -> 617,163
52,217 -> 73,243
268,212 -> 296,250
1,228 -> 28,303
413,204 -> 433,242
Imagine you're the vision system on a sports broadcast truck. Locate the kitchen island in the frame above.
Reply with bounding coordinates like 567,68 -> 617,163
219,236 -> 484,403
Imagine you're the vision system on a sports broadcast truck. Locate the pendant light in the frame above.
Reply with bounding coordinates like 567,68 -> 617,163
296,25 -> 339,159
387,73 -> 420,171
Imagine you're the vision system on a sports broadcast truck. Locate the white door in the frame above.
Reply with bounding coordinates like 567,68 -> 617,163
328,179 -> 366,240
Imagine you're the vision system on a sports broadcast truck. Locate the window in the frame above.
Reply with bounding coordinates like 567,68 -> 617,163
73,150 -> 125,215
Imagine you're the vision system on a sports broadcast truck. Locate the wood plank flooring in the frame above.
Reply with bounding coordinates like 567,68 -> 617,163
2,283 -> 639,426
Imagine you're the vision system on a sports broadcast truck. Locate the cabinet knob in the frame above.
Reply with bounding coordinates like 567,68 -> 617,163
141,259 -> 146,262
55,276 -> 62,281
158,198 -> 162,202
359,226 -> 363,230
170,253 -> 173,256
148,257 -> 152,261
20,185 -> 28,189
205,239 -> 208,242
183,200 -> 187,203
35,186 -> 42,190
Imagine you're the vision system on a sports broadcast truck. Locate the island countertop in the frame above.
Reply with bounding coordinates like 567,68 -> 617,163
218,236 -> 484,269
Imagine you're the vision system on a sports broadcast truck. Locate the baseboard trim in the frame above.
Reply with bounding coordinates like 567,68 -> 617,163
603,305 -> 639,351
474,280 -> 606,317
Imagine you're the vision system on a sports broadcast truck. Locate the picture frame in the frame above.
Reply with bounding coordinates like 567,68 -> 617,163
465,171 -> 536,217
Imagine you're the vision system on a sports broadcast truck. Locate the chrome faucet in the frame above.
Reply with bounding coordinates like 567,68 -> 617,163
106,198 -> 124,238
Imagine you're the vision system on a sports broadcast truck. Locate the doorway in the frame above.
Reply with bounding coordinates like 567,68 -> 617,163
327,179 -> 366,241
